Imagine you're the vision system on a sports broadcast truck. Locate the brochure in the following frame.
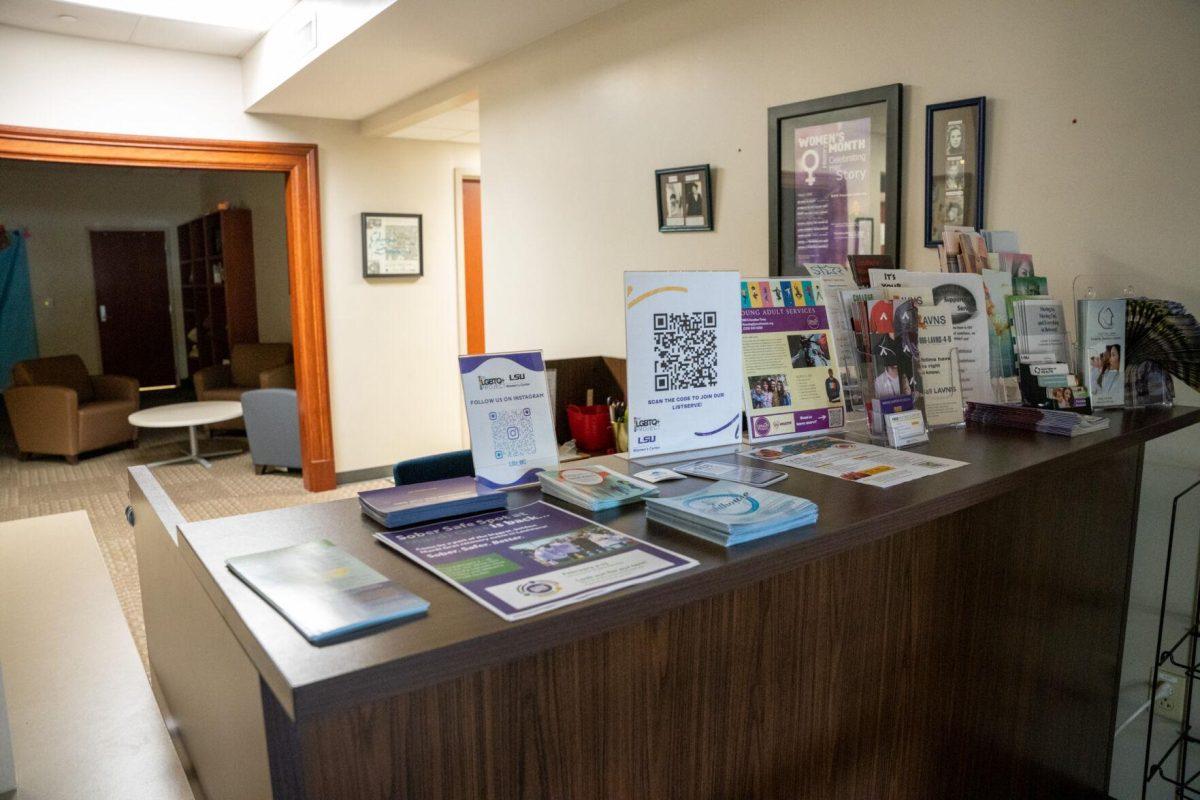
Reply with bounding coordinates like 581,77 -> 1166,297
375,502 -> 697,621
980,268 -> 1015,379
869,268 -> 994,403
670,460 -> 788,487
796,263 -> 861,406
625,271 -> 743,460
1011,298 -> 1069,362
965,402 -> 1110,437
226,540 -> 429,644
743,435 -> 967,488
914,303 -> 965,427
740,277 -> 846,442
459,351 -> 559,489
358,477 -> 507,529
537,465 -> 658,511
1077,299 -> 1126,408
645,481 -> 818,546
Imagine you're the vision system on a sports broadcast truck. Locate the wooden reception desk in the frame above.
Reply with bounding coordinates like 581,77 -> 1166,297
131,407 -> 1200,799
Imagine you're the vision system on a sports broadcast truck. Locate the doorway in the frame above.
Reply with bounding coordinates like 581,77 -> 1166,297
89,230 -> 176,389
456,171 -> 485,355
0,125 -> 335,491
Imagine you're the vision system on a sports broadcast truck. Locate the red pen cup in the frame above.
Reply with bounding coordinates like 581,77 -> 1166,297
567,404 -> 615,453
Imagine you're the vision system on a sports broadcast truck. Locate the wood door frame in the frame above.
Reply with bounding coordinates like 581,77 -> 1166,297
0,125 -> 336,491
453,169 -> 482,356
452,169 -> 481,449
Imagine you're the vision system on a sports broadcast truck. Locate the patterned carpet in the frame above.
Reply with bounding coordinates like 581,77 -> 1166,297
0,425 -> 390,666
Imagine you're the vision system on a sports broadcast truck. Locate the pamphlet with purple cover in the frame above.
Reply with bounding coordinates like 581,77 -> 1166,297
375,501 -> 696,621
358,477 -> 507,529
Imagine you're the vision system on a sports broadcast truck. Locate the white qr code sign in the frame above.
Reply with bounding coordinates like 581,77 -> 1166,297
625,271 -> 743,459
460,351 -> 559,489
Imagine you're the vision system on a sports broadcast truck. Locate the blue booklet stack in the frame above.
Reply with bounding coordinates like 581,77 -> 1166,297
645,481 -> 819,546
226,539 -> 429,644
359,476 -> 507,528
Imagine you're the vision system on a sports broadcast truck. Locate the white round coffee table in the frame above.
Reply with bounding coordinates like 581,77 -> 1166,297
128,401 -> 245,468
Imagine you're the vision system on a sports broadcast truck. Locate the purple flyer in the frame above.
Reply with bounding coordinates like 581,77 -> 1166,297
793,116 -> 872,265
375,502 -> 696,621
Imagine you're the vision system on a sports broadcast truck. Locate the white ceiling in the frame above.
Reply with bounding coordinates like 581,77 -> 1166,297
0,0 -> 298,57
0,0 -> 627,122
246,0 -> 627,119
389,99 -> 478,143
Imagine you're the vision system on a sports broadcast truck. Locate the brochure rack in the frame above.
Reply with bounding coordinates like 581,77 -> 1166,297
1073,273 -> 1181,410
1143,477 -> 1200,798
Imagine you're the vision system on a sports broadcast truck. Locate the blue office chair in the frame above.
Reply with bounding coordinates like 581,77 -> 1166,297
393,450 -> 474,485
242,389 -> 302,474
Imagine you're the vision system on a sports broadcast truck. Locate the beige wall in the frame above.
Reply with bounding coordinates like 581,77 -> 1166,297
466,0 -> 1200,357
0,25 -> 480,474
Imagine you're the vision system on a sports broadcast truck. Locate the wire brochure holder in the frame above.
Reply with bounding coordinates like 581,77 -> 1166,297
1144,478 -> 1200,798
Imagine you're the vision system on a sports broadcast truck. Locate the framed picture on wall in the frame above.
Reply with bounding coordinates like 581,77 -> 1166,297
768,84 -> 902,275
656,164 -> 713,232
361,212 -> 423,277
925,97 -> 986,247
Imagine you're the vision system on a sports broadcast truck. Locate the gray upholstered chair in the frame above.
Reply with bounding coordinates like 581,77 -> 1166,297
241,389 -> 301,474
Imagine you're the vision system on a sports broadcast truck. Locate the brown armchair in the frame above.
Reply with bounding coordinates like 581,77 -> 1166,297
193,343 -> 294,431
5,355 -> 140,463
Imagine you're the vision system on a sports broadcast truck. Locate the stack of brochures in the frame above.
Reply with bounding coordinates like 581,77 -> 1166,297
645,481 -> 818,546
538,465 -> 659,511
359,476 -> 507,528
964,402 -> 1110,437
226,540 -> 429,644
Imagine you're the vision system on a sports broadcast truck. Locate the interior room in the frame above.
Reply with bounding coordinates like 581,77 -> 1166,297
0,1 -> 1197,798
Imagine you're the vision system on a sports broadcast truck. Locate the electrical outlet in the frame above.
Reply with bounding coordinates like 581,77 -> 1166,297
1156,669 -> 1185,723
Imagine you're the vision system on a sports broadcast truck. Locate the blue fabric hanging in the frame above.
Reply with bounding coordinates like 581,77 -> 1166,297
0,230 -> 39,390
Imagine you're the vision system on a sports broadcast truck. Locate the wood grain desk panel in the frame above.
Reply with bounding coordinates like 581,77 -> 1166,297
0,511 -> 193,800
173,407 -> 1199,798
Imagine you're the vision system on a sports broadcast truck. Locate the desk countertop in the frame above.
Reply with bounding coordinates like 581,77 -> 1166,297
178,406 -> 1200,721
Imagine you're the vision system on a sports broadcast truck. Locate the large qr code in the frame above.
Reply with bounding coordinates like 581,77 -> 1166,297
488,407 -> 536,461
652,311 -> 719,392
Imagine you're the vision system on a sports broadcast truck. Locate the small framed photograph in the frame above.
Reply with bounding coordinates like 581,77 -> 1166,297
656,164 -> 713,232
925,97 -> 986,247
361,212 -> 423,277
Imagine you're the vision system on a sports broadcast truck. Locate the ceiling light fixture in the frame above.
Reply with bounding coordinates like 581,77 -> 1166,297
61,0 -> 298,32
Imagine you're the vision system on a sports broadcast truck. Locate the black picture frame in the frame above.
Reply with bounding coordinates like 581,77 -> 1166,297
361,212 -> 423,278
655,164 -> 713,232
924,97 -> 986,247
768,84 -> 902,276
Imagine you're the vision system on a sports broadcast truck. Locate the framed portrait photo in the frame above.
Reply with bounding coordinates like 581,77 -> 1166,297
361,212 -> 423,277
925,97 -> 986,247
768,84 -> 902,275
656,164 -> 713,232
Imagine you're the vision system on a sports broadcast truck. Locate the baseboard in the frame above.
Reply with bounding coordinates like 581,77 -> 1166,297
335,464 -> 393,485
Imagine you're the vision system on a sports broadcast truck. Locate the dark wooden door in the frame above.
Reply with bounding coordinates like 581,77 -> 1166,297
89,230 -> 176,388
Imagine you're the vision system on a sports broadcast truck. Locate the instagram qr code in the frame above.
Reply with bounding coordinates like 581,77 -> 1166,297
489,407 -> 536,460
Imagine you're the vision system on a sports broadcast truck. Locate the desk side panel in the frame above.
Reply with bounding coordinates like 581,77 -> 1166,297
129,466 -> 271,800
275,446 -> 1140,799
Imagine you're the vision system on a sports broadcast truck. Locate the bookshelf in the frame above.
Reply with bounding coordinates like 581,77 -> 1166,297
177,209 -> 259,376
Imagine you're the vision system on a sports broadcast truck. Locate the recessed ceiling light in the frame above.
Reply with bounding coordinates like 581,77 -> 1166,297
61,0 -> 298,31
58,14 -> 78,23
